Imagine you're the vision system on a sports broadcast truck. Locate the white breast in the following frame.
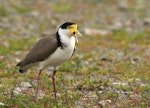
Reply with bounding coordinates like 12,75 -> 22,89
40,36 -> 75,69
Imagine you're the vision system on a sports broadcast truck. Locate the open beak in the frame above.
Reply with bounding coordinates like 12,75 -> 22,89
69,24 -> 82,43
75,30 -> 82,37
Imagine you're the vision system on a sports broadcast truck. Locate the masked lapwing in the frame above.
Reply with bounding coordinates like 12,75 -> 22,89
17,22 -> 82,102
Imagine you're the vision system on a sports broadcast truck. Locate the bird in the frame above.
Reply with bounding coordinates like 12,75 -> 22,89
17,22 -> 82,102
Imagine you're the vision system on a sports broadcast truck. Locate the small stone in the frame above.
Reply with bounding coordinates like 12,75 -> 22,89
27,88 -> 35,95
98,90 -> 103,94
25,11 -> 39,18
3,41 -> 9,47
0,84 -> 4,87
110,21 -> 123,31
129,94 -> 142,102
98,100 -> 105,106
14,87 -> 22,92
131,60 -> 136,64
37,90 -> 45,99
20,82 -> 32,88
118,0 -> 128,11
140,83 -> 147,87
133,57 -> 142,62
13,87 -> 22,95
98,99 -> 112,106
83,90 -> 90,95
106,99 -> 112,103
101,57 -> 113,62
0,55 -> 4,59
64,75 -> 74,80
0,102 -> 5,106
84,28 -> 109,35
99,86 -> 104,90
144,18 -> 150,25
112,82 -> 128,86
128,78 -> 141,82
15,58 -> 21,62
21,87 -> 28,92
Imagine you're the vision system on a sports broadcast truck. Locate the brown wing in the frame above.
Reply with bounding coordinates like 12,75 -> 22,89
17,34 -> 58,67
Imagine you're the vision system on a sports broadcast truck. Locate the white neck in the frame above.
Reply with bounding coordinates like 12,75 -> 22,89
58,28 -> 75,47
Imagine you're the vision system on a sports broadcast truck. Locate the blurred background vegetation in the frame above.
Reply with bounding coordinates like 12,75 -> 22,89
0,0 -> 150,107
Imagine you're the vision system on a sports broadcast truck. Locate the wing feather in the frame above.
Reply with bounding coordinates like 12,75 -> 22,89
17,34 -> 58,67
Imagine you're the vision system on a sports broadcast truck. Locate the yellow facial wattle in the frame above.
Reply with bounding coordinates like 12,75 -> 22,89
69,24 -> 82,36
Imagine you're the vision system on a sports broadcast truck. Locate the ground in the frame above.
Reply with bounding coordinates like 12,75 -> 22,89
0,0 -> 150,108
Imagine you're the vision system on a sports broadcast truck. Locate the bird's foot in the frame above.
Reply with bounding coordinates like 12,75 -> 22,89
33,98 -> 38,103
54,93 -> 57,100
41,87 -> 48,91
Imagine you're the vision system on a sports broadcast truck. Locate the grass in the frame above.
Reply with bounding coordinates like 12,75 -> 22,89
0,29 -> 149,108
0,29 -> 11,38
0,36 -> 38,55
0,6 -> 9,17
13,5 -> 31,14
0,0 -> 150,107
54,4 -> 72,13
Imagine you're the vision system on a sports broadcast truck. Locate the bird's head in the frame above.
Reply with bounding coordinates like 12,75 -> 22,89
58,22 -> 82,42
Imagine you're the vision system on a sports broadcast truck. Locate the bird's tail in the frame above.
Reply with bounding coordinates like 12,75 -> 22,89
17,62 -> 26,73
18,68 -> 25,73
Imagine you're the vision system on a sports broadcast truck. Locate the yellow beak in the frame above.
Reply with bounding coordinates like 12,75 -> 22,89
69,24 -> 82,36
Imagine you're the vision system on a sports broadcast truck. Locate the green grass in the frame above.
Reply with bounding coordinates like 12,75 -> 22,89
0,37 -> 38,55
53,4 -> 72,13
0,6 -> 9,17
112,29 -> 150,45
13,5 -> 31,14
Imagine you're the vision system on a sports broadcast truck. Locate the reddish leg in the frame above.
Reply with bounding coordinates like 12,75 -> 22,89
34,70 -> 42,103
52,70 -> 57,99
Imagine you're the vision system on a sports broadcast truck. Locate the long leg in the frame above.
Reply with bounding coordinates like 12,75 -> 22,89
52,70 -> 57,99
34,69 -> 42,102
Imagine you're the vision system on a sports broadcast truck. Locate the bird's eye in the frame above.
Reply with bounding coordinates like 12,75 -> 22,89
67,26 -> 71,29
